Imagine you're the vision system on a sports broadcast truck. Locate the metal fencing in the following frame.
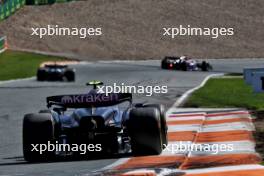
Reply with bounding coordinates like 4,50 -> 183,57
0,0 -> 25,21
0,0 -> 73,21
0,36 -> 7,53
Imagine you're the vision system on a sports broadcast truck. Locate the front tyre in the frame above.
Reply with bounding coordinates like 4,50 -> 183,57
65,70 -> 75,82
37,69 -> 46,81
181,62 -> 188,71
161,60 -> 168,69
23,113 -> 55,162
200,61 -> 212,71
127,107 -> 163,156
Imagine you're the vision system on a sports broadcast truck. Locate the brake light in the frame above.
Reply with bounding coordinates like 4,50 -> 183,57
169,63 -> 173,68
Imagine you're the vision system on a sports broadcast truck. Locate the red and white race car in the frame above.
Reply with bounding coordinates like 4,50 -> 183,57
161,56 -> 213,71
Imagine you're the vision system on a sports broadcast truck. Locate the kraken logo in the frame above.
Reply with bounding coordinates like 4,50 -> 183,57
61,96 -> 73,103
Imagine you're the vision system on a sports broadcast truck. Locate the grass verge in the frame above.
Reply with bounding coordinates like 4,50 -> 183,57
184,77 -> 264,110
0,50 -> 65,81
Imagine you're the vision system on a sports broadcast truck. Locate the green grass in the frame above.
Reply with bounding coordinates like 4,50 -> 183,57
184,77 -> 264,110
0,50 -> 65,81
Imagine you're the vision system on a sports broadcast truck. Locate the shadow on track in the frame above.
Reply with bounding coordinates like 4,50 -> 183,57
0,153 -> 131,166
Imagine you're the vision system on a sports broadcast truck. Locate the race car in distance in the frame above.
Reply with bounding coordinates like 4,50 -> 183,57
37,64 -> 75,82
161,56 -> 213,71
23,81 -> 168,162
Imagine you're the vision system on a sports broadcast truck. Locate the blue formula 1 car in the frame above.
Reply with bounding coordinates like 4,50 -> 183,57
23,81 -> 168,162
37,64 -> 75,82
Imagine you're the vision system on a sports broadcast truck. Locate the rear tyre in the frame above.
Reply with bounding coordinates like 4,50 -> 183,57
143,104 -> 168,148
200,61 -> 212,71
37,69 -> 46,81
65,70 -> 75,82
23,113 -> 55,162
161,60 -> 168,69
181,62 -> 188,71
128,107 -> 163,156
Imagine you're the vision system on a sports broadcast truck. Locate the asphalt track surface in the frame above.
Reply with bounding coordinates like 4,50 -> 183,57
0,59 -> 263,176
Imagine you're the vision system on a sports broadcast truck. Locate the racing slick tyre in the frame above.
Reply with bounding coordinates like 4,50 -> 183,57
65,70 -> 75,82
128,107 -> 163,156
161,60 -> 167,69
143,104 -> 168,148
200,61 -> 212,71
181,62 -> 188,71
23,113 -> 55,162
37,69 -> 46,81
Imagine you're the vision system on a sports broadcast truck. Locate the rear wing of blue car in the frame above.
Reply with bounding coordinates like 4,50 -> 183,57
46,93 -> 132,108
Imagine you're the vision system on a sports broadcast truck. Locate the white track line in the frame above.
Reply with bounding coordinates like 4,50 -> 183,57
184,164 -> 264,175
0,77 -> 35,85
168,124 -> 201,132
157,164 -> 264,176
173,73 -> 224,107
201,122 -> 255,132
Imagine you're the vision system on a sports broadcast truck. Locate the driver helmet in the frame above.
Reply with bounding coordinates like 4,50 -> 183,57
180,55 -> 187,61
